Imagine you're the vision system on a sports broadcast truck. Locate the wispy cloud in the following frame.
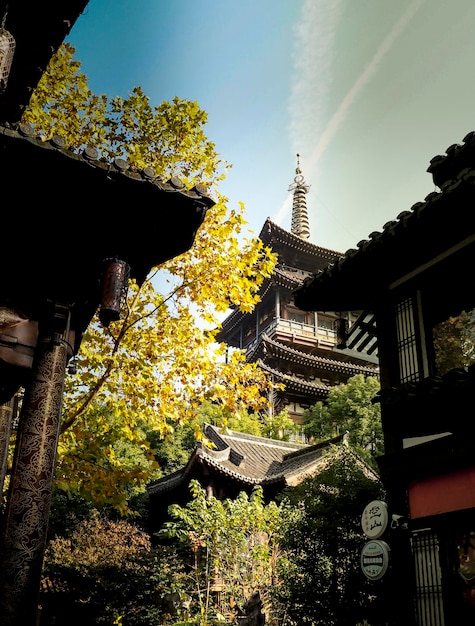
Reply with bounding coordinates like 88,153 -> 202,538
275,0 -> 426,226
274,0 -> 343,225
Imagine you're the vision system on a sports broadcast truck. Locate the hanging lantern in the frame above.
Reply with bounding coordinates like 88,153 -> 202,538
99,258 -> 130,326
0,11 -> 15,93
334,316 -> 349,349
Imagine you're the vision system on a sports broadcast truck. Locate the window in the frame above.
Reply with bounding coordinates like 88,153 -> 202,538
318,316 -> 336,337
318,316 -> 333,331
432,308 -> 475,376
396,297 -> 420,383
412,529 -> 445,626
287,309 -> 306,324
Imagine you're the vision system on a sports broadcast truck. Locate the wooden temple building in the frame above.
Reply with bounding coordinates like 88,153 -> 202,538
294,132 -> 475,625
147,422 -> 380,531
216,159 -> 379,426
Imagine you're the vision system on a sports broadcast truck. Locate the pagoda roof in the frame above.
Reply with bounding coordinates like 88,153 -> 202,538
257,359 -> 330,400
217,220 -> 343,341
273,265 -> 312,289
147,423 -> 378,496
260,219 -> 343,273
248,333 -> 379,377
216,270 -> 307,341
294,132 -> 475,315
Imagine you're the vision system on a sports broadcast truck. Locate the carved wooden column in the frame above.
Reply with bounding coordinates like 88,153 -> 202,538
0,305 -> 70,626
0,399 -> 15,495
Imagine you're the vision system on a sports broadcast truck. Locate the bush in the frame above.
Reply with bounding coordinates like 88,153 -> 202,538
40,513 -> 187,625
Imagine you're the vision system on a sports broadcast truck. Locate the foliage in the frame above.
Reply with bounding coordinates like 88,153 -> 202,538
432,309 -> 475,375
158,479 -> 291,625
302,375 -> 383,467
47,490 -> 95,540
41,513 -> 186,625
23,44 -> 220,183
54,405 -> 160,515
262,407 -> 301,441
22,44 -> 278,513
226,411 -> 263,435
273,446 -> 385,626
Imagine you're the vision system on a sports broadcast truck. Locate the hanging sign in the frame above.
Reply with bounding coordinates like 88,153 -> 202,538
361,540 -> 390,580
361,500 -> 388,539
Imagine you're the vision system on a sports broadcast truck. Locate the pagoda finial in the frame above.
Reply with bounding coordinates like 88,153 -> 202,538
288,153 -> 310,239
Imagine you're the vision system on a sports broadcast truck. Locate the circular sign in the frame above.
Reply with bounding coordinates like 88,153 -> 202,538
361,500 -> 388,539
361,540 -> 390,580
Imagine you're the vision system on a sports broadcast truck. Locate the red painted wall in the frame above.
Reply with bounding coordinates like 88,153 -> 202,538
409,467 -> 475,518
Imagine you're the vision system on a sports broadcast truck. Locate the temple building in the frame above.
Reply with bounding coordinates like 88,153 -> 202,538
216,157 -> 379,426
293,132 -> 475,625
147,422 -> 380,532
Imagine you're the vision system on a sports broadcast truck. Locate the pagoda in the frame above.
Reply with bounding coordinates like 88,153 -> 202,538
216,156 -> 379,425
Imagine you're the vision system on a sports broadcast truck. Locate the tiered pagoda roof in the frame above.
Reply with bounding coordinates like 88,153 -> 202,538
248,333 -> 379,377
259,218 -> 343,273
216,217 -> 343,343
256,359 -> 331,401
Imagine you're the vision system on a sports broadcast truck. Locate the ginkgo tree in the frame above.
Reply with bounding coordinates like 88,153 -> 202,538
21,43 -> 279,513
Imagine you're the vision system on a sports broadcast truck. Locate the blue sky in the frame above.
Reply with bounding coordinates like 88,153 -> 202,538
68,0 -> 475,254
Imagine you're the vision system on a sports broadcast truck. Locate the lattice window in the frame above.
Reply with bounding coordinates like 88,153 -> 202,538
411,529 -> 445,626
396,297 -> 420,383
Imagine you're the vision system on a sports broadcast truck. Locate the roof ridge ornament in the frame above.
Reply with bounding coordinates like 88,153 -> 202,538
288,153 -> 311,240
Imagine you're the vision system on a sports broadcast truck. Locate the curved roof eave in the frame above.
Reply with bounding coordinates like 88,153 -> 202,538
294,151 -> 475,313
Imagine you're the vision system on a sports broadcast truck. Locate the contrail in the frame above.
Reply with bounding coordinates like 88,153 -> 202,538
306,0 -> 426,174
275,0 -> 426,225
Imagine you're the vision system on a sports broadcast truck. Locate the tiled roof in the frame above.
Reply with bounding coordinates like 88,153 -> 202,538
0,123 -> 214,213
256,359 -> 331,399
273,265 -> 311,290
0,1 -> 89,123
259,218 -> 343,272
0,123 -> 214,342
248,333 -> 379,377
147,424 -> 377,496
294,132 -> 475,313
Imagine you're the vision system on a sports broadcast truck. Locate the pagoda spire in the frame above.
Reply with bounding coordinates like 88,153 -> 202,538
288,154 -> 310,239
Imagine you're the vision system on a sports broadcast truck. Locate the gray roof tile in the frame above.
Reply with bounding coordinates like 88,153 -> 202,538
147,424 -> 378,496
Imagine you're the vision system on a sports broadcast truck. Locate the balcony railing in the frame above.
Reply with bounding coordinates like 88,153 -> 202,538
245,318 -> 337,352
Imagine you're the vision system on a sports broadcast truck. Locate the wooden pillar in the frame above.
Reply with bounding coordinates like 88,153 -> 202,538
0,305 -> 70,626
275,288 -> 280,320
0,398 -> 15,496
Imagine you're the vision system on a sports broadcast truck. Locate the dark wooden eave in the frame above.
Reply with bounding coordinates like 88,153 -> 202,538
294,143 -> 475,315
0,1 -> 89,123
376,363 -> 475,439
0,123 -> 215,344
